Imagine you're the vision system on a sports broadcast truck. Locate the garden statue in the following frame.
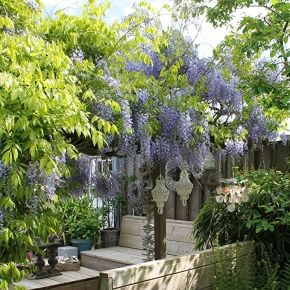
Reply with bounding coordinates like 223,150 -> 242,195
46,234 -> 62,276
35,234 -> 62,279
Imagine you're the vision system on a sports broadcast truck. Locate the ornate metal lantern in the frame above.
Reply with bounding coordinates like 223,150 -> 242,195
151,175 -> 169,214
176,170 -> 193,206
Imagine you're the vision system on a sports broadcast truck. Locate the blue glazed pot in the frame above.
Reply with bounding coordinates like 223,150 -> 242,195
71,239 -> 93,256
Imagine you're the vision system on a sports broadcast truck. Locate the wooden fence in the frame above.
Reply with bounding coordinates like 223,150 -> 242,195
99,241 -> 255,290
118,141 -> 290,222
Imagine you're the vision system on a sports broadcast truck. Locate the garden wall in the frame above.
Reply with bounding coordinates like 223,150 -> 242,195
98,241 -> 255,290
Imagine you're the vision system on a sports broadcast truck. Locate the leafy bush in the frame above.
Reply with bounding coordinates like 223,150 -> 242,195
193,199 -> 248,250
193,169 -> 290,289
0,263 -> 25,290
213,244 -> 254,290
280,263 -> 290,290
245,170 -> 290,265
55,195 -> 105,242
213,249 -> 290,290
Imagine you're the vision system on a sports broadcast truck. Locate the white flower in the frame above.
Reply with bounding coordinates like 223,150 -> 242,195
241,194 -> 249,203
227,203 -> 236,212
216,195 -> 224,203
216,186 -> 223,195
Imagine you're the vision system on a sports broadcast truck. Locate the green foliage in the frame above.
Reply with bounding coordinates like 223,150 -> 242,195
0,0 -> 160,284
255,256 -> 290,289
179,0 -> 290,124
213,244 -> 254,290
1,209 -> 58,263
213,246 -> 290,290
193,169 -> 290,262
244,170 -> 290,264
193,169 -> 290,289
0,0 -> 136,286
192,199 -> 249,249
256,256 -> 280,290
0,0 -> 42,32
55,195 -> 105,242
0,262 -> 25,290
280,263 -> 290,290
102,192 -> 127,229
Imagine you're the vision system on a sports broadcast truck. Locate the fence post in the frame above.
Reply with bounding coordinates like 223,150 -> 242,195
188,179 -> 202,221
154,204 -> 167,259
166,189 -> 175,219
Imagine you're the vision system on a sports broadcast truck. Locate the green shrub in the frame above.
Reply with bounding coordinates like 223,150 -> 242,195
193,199 -> 248,249
55,195 -> 105,242
245,170 -> 290,265
193,169 -> 290,289
213,244 -> 254,290
280,263 -> 290,290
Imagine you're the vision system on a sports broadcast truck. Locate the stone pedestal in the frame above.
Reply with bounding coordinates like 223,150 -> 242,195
58,246 -> 78,257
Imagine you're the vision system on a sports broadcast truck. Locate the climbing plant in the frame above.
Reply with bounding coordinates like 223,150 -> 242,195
0,0 -> 286,288
175,0 -> 290,127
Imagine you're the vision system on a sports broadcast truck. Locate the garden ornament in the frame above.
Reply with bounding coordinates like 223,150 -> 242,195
176,169 -> 193,206
216,179 -> 249,212
151,175 -> 169,214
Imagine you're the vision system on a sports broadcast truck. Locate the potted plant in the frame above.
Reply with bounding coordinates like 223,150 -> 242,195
94,172 -> 126,248
100,193 -> 126,248
55,195 -> 105,255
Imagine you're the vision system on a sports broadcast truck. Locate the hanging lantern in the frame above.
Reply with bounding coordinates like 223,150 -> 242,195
151,175 -> 169,214
176,170 -> 193,206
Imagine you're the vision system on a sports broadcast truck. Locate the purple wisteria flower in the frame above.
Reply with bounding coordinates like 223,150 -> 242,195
178,112 -> 193,144
186,142 -> 210,178
93,101 -> 114,122
205,71 -> 242,116
246,106 -> 268,143
0,161 -> 9,181
26,162 -> 40,185
0,205 -> 4,229
27,160 -> 63,198
94,171 -> 122,201
152,137 -> 172,162
185,57 -> 207,86
225,140 -> 248,157
39,170 -> 62,199
120,99 -> 133,131
25,0 -> 40,11
126,47 -> 162,79
267,131 -> 279,142
257,58 -> 283,84
70,48 -> 84,62
236,125 -> 244,135
280,132 -> 288,145
65,155 -> 91,196
138,90 -> 149,104
0,161 -> 9,229
140,135 -> 154,167
159,106 -> 180,139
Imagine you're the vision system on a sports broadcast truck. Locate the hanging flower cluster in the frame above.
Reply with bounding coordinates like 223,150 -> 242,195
93,171 -> 122,202
112,39 -> 273,178
215,179 -> 249,212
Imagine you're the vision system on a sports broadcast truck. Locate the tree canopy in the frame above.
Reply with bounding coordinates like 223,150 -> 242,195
175,0 -> 290,122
